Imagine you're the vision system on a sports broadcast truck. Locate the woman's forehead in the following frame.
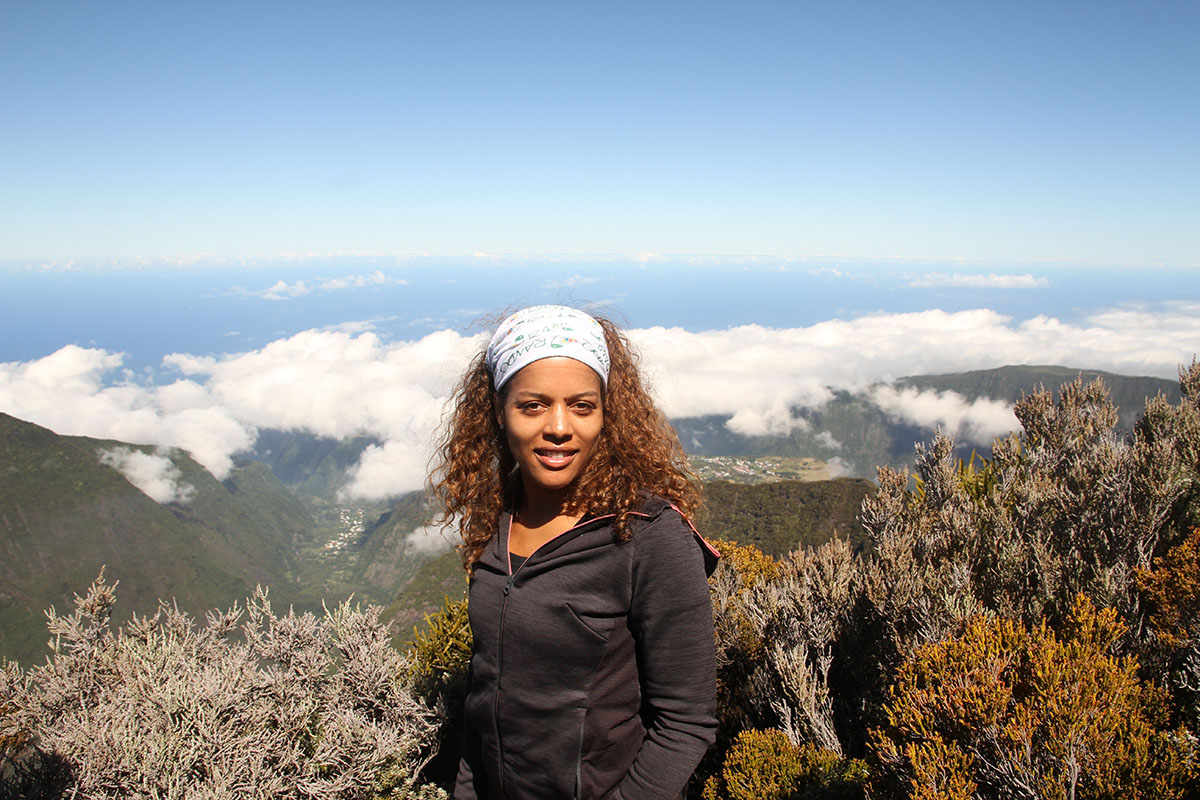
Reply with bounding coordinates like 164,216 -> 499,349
503,357 -> 604,394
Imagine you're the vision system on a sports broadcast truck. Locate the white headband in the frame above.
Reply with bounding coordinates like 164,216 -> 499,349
486,305 -> 610,391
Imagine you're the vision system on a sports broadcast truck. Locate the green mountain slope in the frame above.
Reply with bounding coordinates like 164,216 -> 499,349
0,414 -> 316,666
897,365 -> 1179,432
675,365 -> 1181,478
350,490 -> 449,606
241,429 -> 382,499
383,548 -> 466,640
698,477 -> 873,557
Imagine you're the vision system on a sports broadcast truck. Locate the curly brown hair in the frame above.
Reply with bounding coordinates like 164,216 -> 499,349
430,315 -> 703,569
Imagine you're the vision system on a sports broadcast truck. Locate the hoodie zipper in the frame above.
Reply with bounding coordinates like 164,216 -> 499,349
493,512 -> 617,799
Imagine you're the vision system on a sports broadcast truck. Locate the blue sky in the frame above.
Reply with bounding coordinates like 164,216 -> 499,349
2,1 -> 1198,263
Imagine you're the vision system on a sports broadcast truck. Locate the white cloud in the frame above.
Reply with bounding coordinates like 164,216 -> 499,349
98,446 -> 196,504
726,399 -> 810,437
815,431 -> 842,450
403,523 -> 457,557
0,347 -> 255,479
243,270 -> 406,300
259,279 -> 312,300
340,439 -> 435,502
318,270 -> 406,291
545,274 -> 600,289
9,344 -> 124,393
2,304 -> 1196,500
909,272 -> 1049,289
870,386 -> 1018,445
163,328 -> 479,443
633,252 -> 665,263
825,457 -> 854,478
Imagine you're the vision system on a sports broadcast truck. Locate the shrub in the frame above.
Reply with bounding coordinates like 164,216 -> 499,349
0,693 -> 31,764
0,572 -> 444,800
1137,527 -> 1200,734
701,728 -> 866,800
861,374 -> 1194,647
407,594 -> 472,691
849,368 -> 1200,751
702,365 -> 1200,785
870,596 -> 1196,799
405,595 -> 472,791
709,538 -> 858,758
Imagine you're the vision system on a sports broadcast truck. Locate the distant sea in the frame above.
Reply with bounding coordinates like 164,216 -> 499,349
2,257 -> 1195,375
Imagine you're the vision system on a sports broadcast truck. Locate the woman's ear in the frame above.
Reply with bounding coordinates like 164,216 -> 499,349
494,392 -> 504,430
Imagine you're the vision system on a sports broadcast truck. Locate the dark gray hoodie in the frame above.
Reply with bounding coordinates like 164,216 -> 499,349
454,497 -> 719,800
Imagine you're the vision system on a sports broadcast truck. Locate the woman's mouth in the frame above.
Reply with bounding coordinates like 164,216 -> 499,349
534,448 -> 577,469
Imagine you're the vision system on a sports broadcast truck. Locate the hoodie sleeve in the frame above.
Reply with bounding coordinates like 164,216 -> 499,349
453,662 -> 490,800
453,712 -> 488,799
610,508 -> 718,800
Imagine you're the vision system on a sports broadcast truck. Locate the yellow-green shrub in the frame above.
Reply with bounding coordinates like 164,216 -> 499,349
1139,527 -> 1200,649
406,595 -> 471,685
871,596 -> 1195,799
1136,527 -> 1200,740
701,728 -> 866,800
405,595 -> 473,791
713,539 -> 781,590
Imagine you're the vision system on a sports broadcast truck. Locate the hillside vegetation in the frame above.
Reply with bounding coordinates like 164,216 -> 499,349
0,414 -> 318,664
676,365 -> 1179,479
699,478 -> 872,556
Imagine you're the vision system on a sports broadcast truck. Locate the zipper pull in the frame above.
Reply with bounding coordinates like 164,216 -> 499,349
503,575 -> 514,596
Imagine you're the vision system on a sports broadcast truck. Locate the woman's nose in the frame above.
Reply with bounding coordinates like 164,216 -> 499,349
544,404 -> 570,438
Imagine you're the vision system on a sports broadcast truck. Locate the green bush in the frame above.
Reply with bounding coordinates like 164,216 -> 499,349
405,595 -> 472,791
701,728 -> 866,800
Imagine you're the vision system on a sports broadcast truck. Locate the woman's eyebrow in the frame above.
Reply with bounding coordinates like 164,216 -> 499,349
511,390 -> 601,400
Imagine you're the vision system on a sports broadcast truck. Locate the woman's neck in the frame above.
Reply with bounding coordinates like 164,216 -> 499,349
515,478 -> 576,527
509,478 -> 583,556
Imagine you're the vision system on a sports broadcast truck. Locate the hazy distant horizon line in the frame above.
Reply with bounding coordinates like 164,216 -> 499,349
3,250 -> 1198,272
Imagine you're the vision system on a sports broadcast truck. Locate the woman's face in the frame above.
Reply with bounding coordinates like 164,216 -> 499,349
498,357 -> 604,502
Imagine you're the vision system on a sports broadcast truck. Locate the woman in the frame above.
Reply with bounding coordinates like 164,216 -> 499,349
433,305 -> 719,800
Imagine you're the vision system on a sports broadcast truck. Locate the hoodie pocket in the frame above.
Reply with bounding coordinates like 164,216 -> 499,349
565,602 -> 622,641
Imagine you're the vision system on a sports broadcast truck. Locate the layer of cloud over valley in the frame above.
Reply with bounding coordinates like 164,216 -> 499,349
2,303 -> 1197,501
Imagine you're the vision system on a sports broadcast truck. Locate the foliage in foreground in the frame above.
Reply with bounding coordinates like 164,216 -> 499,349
872,596 -> 1192,800
702,364 -> 1200,797
0,573 -> 445,800
405,595 -> 472,790
701,728 -> 867,800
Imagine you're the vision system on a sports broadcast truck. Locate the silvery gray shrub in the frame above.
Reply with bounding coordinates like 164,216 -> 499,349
0,574 -> 446,800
